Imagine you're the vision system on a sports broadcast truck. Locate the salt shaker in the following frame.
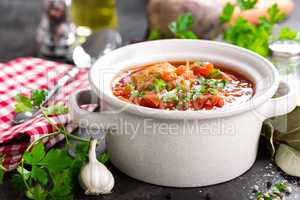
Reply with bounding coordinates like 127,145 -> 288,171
37,0 -> 76,58
269,40 -> 300,81
269,40 -> 300,92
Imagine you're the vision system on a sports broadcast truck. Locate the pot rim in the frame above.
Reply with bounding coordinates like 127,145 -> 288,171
89,39 -> 280,120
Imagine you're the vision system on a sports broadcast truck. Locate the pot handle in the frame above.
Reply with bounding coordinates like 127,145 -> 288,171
69,89 -> 114,129
258,80 -> 298,120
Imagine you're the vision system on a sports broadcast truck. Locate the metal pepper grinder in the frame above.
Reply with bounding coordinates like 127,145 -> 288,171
37,0 -> 76,58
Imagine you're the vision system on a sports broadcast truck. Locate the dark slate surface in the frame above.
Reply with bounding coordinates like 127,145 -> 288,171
0,0 -> 300,200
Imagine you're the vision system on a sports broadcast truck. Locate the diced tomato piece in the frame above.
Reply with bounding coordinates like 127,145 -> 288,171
217,98 -> 225,107
140,93 -> 160,108
161,71 -> 177,81
193,96 -> 206,110
113,87 -> 130,98
210,95 -> 220,106
113,89 -> 122,96
192,63 -> 214,77
204,98 -> 214,110
176,65 -> 186,75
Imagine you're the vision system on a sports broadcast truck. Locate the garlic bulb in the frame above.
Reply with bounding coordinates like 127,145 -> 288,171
80,139 -> 114,195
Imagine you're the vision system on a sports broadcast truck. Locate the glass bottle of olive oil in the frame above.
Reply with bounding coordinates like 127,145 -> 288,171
71,0 -> 118,36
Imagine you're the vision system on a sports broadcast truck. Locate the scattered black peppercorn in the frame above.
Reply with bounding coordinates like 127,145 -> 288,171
266,181 -> 272,189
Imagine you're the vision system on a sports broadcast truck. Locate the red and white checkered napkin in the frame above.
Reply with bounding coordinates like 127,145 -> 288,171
0,57 -> 91,170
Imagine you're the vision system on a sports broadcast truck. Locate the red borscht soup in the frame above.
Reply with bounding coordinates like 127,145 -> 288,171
112,61 -> 254,110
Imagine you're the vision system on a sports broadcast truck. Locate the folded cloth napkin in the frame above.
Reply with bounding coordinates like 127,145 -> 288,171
0,57 -> 90,170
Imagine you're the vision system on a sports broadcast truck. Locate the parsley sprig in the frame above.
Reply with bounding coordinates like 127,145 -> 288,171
14,89 -> 68,116
221,3 -> 297,57
148,13 -> 198,40
0,89 -> 110,200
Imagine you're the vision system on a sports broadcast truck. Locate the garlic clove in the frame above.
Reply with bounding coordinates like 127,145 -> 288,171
80,139 -> 114,195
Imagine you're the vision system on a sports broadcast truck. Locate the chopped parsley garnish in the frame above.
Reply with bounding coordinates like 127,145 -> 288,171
131,90 -> 144,97
208,88 -> 218,95
216,80 -> 228,89
209,68 -> 222,78
162,90 -> 178,103
154,79 -> 167,91
125,83 -> 135,91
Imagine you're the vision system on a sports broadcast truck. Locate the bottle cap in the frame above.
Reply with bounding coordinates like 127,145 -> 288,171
269,40 -> 300,58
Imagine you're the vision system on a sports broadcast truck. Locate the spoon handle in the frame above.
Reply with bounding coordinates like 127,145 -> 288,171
42,67 -> 80,107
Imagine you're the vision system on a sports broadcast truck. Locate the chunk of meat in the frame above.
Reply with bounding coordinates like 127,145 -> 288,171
131,62 -> 176,90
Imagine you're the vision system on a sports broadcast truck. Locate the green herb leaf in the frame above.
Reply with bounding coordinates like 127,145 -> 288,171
0,168 -> 4,185
162,90 -> 178,103
14,94 -> 33,113
49,169 -> 73,199
278,27 -> 298,40
220,3 -> 235,23
31,90 -> 48,107
274,181 -> 287,192
148,30 -> 161,40
74,142 -> 89,162
0,156 -> 5,184
237,0 -> 257,10
169,13 -> 198,39
268,4 -> 286,24
208,88 -> 218,95
17,166 -> 31,180
261,120 -> 276,157
44,104 -> 68,116
31,166 -> 48,185
223,16 -> 270,57
99,151 -> 110,164
210,68 -> 222,78
154,79 -> 166,91
40,149 -> 73,173
256,191 -> 264,199
131,90 -> 144,98
176,31 -> 198,39
23,143 -> 45,165
275,144 -> 300,177
26,184 -> 48,200
11,174 -> 26,192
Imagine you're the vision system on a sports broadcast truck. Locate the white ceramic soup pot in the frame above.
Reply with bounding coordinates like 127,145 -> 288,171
69,40 -> 298,187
